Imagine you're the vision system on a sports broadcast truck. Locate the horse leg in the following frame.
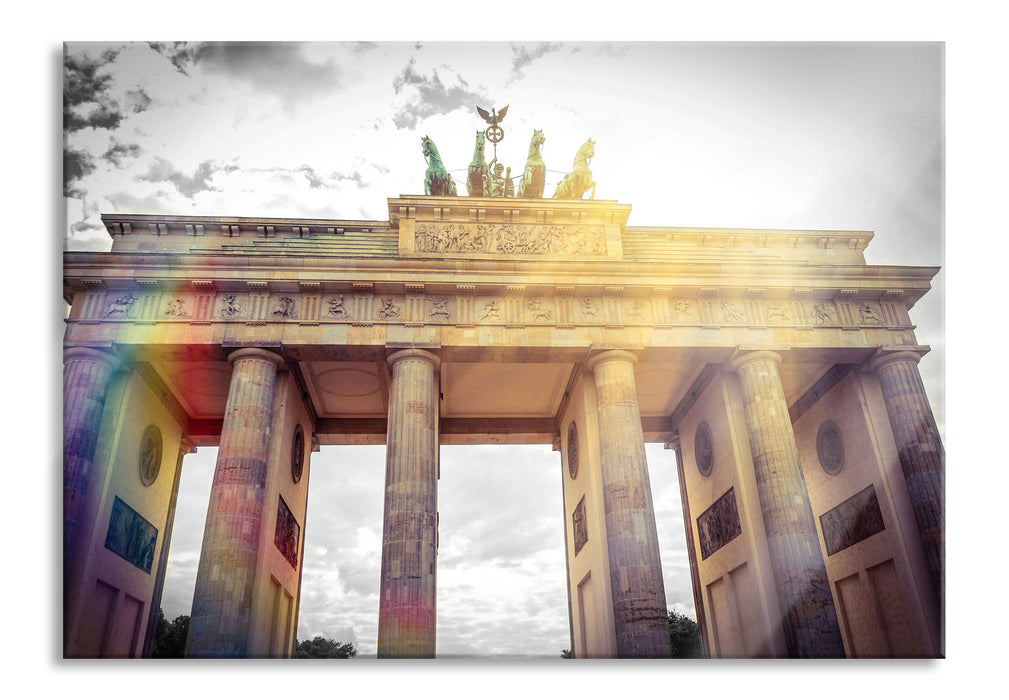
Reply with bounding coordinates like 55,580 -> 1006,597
588,181 -> 596,200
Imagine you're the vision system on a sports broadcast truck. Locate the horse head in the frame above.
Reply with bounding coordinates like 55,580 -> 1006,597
579,138 -> 595,160
422,135 -> 436,161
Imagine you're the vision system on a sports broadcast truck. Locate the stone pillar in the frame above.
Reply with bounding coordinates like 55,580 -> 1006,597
586,350 -> 671,658
63,346 -> 120,582
868,350 -> 944,600
377,349 -> 440,658
186,348 -> 284,658
728,350 -> 845,658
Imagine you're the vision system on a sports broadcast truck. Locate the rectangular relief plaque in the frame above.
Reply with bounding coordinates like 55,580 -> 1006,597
104,496 -> 158,574
819,484 -> 885,556
274,495 -> 301,568
573,497 -> 588,556
414,222 -> 608,257
697,487 -> 742,560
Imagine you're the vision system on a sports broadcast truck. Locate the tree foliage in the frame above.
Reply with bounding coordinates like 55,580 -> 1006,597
293,636 -> 357,659
151,608 -> 190,658
667,610 -> 703,658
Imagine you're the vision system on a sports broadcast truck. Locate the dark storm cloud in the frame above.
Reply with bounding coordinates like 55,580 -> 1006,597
138,157 -> 238,198
64,148 -> 95,197
507,42 -> 563,83
148,41 -> 202,75
103,138 -> 142,166
63,47 -> 127,133
391,58 -> 486,129
190,42 -> 344,103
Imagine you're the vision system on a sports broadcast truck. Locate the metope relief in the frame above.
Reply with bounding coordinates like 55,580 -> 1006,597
476,298 -> 504,322
766,302 -> 789,322
414,222 -> 607,256
579,298 -> 599,319
163,297 -> 189,317
326,294 -> 351,319
819,484 -> 885,556
428,296 -> 451,320
376,296 -> 402,320
697,487 -> 742,560
272,296 -> 297,319
858,302 -> 883,324
527,299 -> 553,322
813,302 -> 836,324
721,300 -> 745,323
218,293 -> 245,319
673,300 -> 695,321
105,294 -> 138,318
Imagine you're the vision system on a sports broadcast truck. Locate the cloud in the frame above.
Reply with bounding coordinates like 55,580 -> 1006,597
63,47 -> 126,133
391,58 -> 486,129
192,42 -> 344,104
64,148 -> 95,197
102,138 -> 141,166
137,157 -> 238,198
147,41 -> 202,75
507,42 -> 563,84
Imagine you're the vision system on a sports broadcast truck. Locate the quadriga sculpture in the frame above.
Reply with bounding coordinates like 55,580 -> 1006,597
553,138 -> 596,200
516,129 -> 546,199
466,131 -> 490,197
422,135 -> 457,196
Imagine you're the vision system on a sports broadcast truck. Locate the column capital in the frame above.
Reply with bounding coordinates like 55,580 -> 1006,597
227,347 -> 285,369
867,348 -> 925,373
586,348 -> 639,371
728,349 -> 782,372
386,347 -> 441,370
63,345 -> 121,370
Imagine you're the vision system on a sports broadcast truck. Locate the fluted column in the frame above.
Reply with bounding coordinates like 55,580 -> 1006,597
586,350 -> 671,658
868,350 -> 944,600
186,348 -> 284,658
728,350 -> 844,658
63,346 -> 120,582
377,349 -> 440,658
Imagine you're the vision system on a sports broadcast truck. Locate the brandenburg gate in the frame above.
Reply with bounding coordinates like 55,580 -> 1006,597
62,191 -> 944,658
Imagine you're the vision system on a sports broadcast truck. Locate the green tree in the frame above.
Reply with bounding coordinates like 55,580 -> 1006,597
560,648 -> 573,658
150,608 -> 189,658
667,610 -> 703,658
293,636 -> 357,658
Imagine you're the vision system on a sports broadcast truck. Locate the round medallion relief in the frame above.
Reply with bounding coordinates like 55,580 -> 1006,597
817,420 -> 845,475
567,422 -> 579,480
139,425 -> 163,486
694,421 -> 713,477
291,424 -> 305,483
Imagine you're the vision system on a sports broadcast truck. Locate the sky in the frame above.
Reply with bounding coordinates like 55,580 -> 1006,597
59,39 -> 947,659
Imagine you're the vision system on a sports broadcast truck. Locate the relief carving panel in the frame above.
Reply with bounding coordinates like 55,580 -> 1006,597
414,222 -> 607,256
819,484 -> 885,556
697,487 -> 742,560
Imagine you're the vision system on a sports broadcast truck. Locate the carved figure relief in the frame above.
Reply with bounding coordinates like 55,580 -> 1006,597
377,296 -> 401,320
766,302 -> 789,321
695,421 -> 714,477
105,496 -> 157,574
817,420 -> 845,475
859,302 -> 883,324
477,299 -> 503,321
326,295 -> 350,318
273,296 -> 297,319
138,425 -> 162,486
697,488 -> 742,560
580,298 -> 598,318
429,296 -> 450,319
813,303 -> 835,324
721,300 -> 744,322
106,294 -> 138,318
415,222 -> 606,256
274,495 -> 300,568
819,485 -> 885,556
528,299 -> 553,321
628,300 -> 647,321
573,496 -> 588,556
674,300 -> 695,321
219,294 -> 243,318
164,298 -> 188,317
